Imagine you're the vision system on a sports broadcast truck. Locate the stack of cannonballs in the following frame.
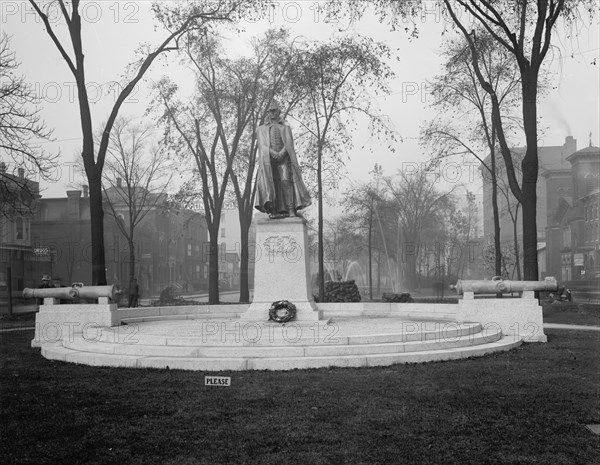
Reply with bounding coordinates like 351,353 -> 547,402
381,292 -> 414,303
321,280 -> 362,302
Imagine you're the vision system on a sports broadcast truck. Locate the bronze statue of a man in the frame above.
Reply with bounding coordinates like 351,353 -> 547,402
254,101 -> 311,218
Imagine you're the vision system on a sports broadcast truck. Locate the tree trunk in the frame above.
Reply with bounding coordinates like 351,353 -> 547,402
207,226 -> 220,304
368,205 -> 373,300
490,144 -> 503,297
376,248 -> 381,297
128,237 -> 135,287
238,218 -> 251,303
317,144 -> 325,302
490,149 -> 502,278
513,204 -> 522,280
521,72 -> 540,281
88,176 -> 107,285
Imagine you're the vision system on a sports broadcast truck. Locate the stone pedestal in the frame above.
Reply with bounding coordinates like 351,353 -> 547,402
32,302 -> 118,347
457,294 -> 546,342
241,216 -> 322,322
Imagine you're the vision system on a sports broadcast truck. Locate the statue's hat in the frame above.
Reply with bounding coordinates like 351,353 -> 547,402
268,100 -> 281,111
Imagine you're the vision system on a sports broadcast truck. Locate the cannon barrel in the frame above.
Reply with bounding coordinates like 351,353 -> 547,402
23,284 -> 120,301
75,285 -> 119,301
23,287 -> 79,300
450,276 -> 558,295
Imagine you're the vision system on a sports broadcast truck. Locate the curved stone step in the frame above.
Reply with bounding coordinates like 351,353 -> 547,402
120,313 -> 241,324
42,335 -> 521,371
62,326 -> 502,358
92,321 -> 483,347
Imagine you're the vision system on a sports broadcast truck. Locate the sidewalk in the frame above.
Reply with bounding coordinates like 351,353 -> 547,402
544,323 -> 600,332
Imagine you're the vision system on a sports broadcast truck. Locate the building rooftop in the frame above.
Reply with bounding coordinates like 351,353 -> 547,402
481,136 -> 578,176
566,145 -> 600,162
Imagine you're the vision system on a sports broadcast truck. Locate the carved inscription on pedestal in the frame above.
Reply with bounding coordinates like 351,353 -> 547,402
264,235 -> 302,263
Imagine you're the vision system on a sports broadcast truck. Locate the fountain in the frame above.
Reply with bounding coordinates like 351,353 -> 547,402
344,260 -> 364,285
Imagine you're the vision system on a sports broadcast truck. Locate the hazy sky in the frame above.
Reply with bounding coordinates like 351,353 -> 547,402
2,1 -> 599,207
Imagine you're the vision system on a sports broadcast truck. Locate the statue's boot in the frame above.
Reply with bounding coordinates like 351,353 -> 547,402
283,181 -> 296,217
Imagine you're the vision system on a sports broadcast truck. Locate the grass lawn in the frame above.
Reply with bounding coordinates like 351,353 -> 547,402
542,302 -> 600,326
1,319 -> 599,464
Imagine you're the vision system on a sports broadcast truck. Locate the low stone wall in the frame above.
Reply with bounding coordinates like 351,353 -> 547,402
31,296 -> 545,347
317,302 -> 459,321
114,304 -> 250,322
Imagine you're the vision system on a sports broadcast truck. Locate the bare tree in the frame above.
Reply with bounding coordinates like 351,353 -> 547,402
350,0 -> 595,280
441,0 -> 594,280
153,35 -> 244,305
224,29 -> 302,303
294,35 -> 396,301
422,32 -> 522,278
0,32 -> 56,218
385,166 -> 458,290
28,0 -> 245,284
341,165 -> 397,299
102,117 -> 172,288
342,185 -> 381,300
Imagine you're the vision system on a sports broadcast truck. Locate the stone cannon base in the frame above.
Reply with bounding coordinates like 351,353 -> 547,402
32,302 -> 119,348
456,291 -> 546,342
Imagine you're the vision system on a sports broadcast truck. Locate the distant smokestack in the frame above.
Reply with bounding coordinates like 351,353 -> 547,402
564,136 -> 577,156
0,162 -> 6,172
18,167 -> 24,179
117,178 -> 122,188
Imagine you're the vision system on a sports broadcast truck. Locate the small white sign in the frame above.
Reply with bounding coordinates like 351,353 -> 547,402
205,376 -> 231,387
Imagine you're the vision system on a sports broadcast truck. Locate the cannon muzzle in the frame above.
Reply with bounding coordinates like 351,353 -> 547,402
23,287 -> 79,300
75,285 -> 119,301
450,276 -> 558,295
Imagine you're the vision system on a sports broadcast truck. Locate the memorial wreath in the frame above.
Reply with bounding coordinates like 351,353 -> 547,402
268,300 -> 297,323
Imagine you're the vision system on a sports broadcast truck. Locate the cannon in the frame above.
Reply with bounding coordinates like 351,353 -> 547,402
74,284 -> 120,301
450,276 -> 558,295
23,284 -> 120,302
22,287 -> 79,300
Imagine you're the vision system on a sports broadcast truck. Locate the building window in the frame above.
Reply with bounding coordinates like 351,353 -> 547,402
584,174 -> 597,195
187,243 -> 192,257
15,217 -> 23,240
221,228 -> 225,238
196,264 -> 200,278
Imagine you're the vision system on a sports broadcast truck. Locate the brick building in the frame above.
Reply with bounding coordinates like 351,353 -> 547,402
31,187 -> 209,295
482,136 -> 578,278
548,144 -> 600,280
1,165 -> 51,309
481,136 -> 600,280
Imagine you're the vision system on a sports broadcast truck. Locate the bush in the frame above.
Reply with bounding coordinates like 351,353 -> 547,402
159,286 -> 179,304
382,292 -> 414,303
314,280 -> 361,303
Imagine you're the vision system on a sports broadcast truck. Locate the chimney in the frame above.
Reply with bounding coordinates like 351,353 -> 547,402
66,190 -> 82,219
564,136 -> 577,156
117,178 -> 122,188
83,185 -> 89,198
0,162 -> 6,172
18,167 -> 24,179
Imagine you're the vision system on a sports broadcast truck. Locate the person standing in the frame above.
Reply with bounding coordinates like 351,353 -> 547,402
128,278 -> 140,308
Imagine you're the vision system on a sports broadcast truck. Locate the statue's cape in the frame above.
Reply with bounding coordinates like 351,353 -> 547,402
254,122 -> 312,213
